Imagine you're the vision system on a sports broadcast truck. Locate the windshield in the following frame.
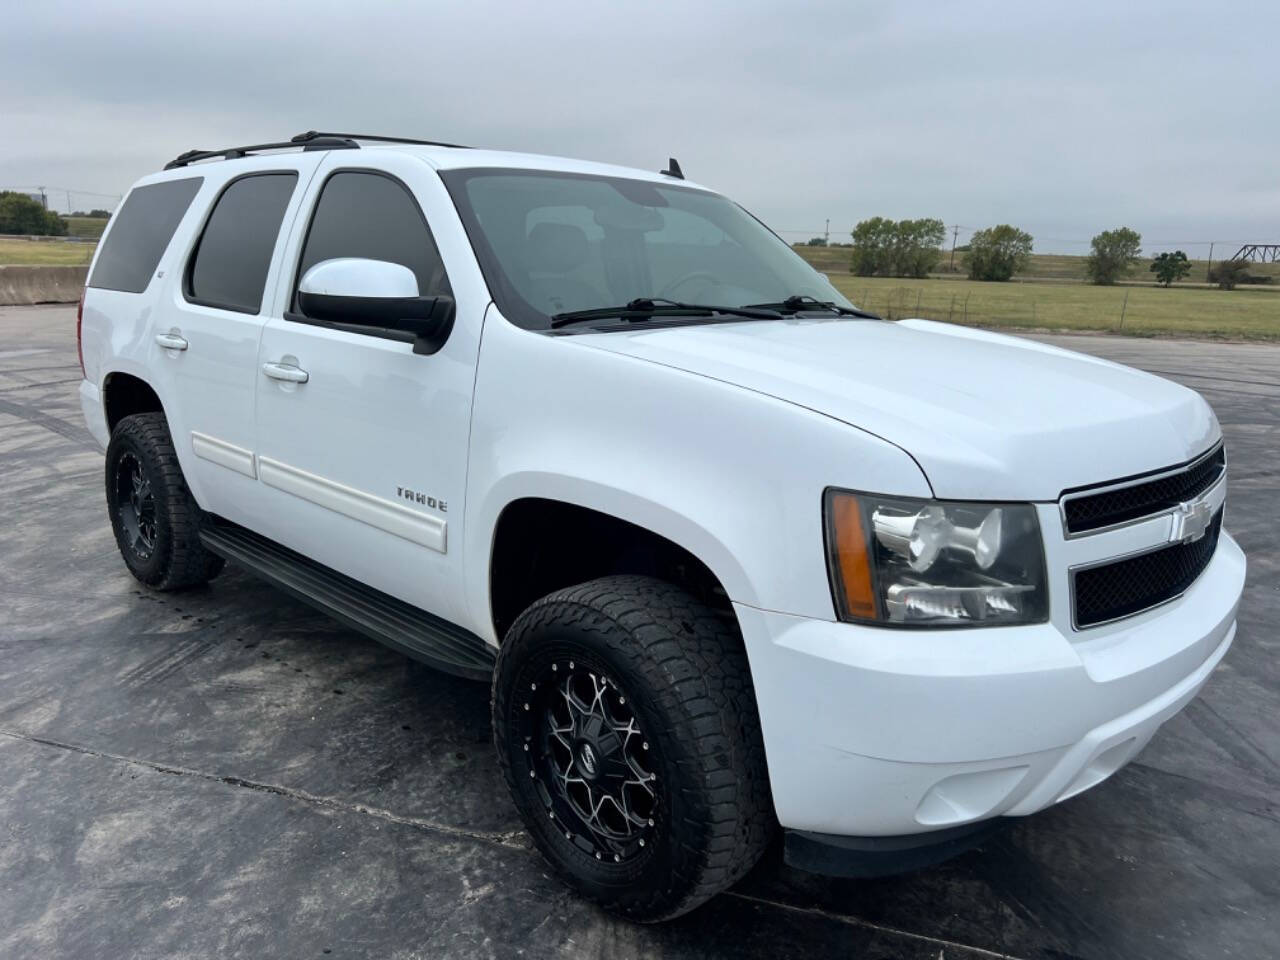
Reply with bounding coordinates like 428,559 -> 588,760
439,168 -> 855,330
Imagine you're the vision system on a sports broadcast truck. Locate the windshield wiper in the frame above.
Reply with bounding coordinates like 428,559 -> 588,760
550,297 -> 782,329
744,294 -> 882,319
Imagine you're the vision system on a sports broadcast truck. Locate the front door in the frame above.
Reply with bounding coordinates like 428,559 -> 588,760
249,153 -> 484,626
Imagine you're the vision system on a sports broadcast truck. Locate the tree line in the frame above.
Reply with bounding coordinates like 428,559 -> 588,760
844,217 -> 1250,288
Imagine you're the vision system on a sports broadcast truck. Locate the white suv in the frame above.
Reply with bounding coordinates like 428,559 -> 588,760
78,131 -> 1245,920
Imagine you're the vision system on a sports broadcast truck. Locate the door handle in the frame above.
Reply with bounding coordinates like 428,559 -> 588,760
262,361 -> 309,384
155,331 -> 188,351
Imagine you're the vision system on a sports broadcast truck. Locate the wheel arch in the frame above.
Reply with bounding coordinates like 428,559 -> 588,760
480,483 -> 754,643
102,370 -> 165,432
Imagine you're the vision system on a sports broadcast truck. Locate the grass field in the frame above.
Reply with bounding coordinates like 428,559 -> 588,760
797,246 -> 1280,340
64,216 -> 108,239
0,237 -> 96,266
827,274 -> 1280,340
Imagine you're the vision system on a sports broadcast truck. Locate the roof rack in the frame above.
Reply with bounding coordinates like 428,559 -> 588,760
164,130 -> 469,170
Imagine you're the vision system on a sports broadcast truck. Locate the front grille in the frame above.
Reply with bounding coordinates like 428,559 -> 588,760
1062,445 -> 1225,535
1072,509 -> 1222,627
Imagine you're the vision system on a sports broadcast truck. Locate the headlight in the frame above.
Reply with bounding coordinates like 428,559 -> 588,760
823,490 -> 1048,627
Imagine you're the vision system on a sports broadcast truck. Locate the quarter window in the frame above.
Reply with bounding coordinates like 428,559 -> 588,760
292,172 -> 449,314
89,177 -> 202,293
186,173 -> 298,314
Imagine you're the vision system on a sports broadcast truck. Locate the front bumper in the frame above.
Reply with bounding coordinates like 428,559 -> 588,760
734,529 -> 1245,842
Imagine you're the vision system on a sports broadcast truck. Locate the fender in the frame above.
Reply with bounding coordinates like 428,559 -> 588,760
461,310 -> 932,640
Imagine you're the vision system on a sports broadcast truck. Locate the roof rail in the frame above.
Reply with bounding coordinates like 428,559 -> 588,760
164,134 -> 358,170
290,130 -> 471,150
163,130 -> 469,171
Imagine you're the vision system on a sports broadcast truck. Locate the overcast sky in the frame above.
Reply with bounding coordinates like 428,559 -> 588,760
4,0 -> 1276,255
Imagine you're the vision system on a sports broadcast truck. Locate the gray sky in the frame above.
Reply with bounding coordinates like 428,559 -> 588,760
4,0 -> 1277,255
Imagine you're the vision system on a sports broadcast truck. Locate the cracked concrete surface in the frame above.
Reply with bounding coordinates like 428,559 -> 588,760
1,304 -> 1277,959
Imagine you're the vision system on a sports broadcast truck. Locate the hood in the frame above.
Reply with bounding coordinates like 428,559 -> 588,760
575,317 -> 1219,500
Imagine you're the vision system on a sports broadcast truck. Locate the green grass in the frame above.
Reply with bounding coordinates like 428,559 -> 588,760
827,274 -> 1280,340
64,216 -> 108,240
796,246 -> 1280,340
0,237 -> 96,266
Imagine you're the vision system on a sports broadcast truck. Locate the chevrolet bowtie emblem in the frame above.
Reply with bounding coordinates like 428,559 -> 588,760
1169,498 -> 1212,543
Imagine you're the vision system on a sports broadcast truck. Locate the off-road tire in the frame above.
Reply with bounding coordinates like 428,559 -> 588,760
105,412 -> 224,590
493,575 -> 774,921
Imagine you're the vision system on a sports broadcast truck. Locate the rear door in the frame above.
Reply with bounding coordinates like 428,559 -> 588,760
249,152 -> 485,626
149,158 -> 322,521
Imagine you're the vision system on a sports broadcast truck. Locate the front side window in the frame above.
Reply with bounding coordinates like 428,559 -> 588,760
89,177 -> 202,293
186,172 -> 298,313
440,168 -> 854,330
292,171 -> 450,314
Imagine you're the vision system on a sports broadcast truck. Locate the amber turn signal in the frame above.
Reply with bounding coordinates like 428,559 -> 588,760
824,491 -> 878,621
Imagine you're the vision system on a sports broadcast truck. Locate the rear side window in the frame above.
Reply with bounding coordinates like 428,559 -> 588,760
89,177 -> 202,293
186,173 -> 298,314
292,171 -> 449,313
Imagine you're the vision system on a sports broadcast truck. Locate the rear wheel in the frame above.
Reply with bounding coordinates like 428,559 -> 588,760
105,412 -> 224,590
493,575 -> 773,921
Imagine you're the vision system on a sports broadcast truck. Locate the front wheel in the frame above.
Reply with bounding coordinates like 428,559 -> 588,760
492,576 -> 773,921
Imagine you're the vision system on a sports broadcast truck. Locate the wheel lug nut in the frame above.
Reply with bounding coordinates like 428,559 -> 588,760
639,838 -> 645,847
523,743 -> 529,751
529,770 -> 536,778
647,818 -> 654,826
642,742 -> 649,750
569,661 -> 575,669
551,664 -> 557,672
595,852 -> 601,860
618,696 -> 625,704
523,703 -> 530,710
565,831 -> 572,840
614,854 -> 621,862
530,682 -> 537,690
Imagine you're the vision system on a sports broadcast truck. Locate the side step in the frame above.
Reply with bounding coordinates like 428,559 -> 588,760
199,519 -> 495,682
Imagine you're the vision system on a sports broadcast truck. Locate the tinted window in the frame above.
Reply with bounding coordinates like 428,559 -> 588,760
293,172 -> 449,313
187,173 -> 297,313
89,177 -> 202,293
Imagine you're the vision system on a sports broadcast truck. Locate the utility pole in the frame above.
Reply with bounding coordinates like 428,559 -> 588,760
1205,242 -> 1214,283
948,225 -> 960,272
824,219 -> 829,245
37,186 -> 47,210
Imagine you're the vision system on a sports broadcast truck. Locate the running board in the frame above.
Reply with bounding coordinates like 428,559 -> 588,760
199,519 -> 495,682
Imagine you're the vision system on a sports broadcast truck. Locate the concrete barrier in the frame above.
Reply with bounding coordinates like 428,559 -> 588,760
0,266 -> 90,305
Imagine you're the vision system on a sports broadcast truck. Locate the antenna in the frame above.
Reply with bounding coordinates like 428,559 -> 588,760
660,158 -> 684,180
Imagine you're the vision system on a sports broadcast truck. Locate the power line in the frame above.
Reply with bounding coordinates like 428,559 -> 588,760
2,185 -> 122,200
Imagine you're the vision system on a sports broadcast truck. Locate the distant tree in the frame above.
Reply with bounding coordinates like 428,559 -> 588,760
806,237 -> 828,246
0,191 -> 67,236
1208,259 -> 1251,290
88,209 -> 111,218
851,216 -> 897,275
850,217 -> 945,277
1085,227 -> 1142,284
963,224 -> 1033,281
893,218 -> 946,277
1149,251 -> 1191,287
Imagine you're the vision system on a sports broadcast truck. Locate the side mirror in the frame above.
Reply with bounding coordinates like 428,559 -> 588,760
297,258 -> 455,355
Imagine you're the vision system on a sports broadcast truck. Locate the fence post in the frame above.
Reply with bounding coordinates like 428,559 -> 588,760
1119,290 -> 1129,330
963,293 -> 970,324
915,289 -> 922,315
